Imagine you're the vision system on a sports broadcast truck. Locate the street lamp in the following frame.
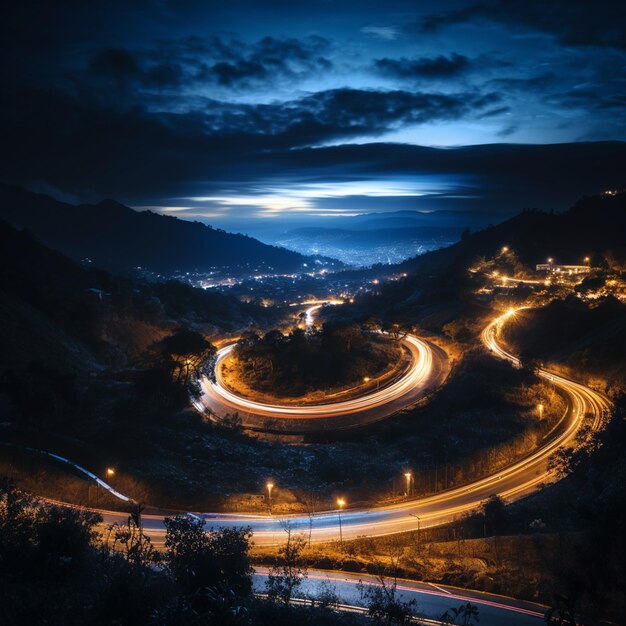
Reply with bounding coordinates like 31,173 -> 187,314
337,498 -> 346,545
106,467 -> 115,478
584,256 -> 590,265
410,513 -> 421,550
404,472 -> 412,497
266,482 -> 274,513
537,403 -> 544,420
363,377 -> 370,383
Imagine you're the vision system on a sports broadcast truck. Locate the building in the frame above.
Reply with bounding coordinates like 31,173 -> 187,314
536,263 -> 591,275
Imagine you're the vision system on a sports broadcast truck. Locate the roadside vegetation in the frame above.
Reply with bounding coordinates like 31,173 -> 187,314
228,323 -> 402,398
0,480 -> 472,626
502,295 -> 626,394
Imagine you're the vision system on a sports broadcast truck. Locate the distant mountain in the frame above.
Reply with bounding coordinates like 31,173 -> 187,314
259,209 -> 509,266
327,191 -> 626,333
317,209 -> 508,231
395,191 -> 626,274
0,184 -> 318,274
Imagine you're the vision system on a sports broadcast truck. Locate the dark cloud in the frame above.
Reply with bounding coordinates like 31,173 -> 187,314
0,83 -> 501,200
547,89 -> 626,111
90,48 -> 184,88
204,35 -> 332,86
476,105 -> 510,118
374,53 -> 471,79
417,1 -> 626,51
207,88 -> 500,140
487,74 -> 558,92
86,35 -> 333,92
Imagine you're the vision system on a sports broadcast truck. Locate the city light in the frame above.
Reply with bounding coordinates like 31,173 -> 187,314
106,468 -> 115,477
404,472 -> 412,496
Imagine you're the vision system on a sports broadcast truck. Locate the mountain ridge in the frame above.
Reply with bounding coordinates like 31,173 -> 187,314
0,184 -> 320,274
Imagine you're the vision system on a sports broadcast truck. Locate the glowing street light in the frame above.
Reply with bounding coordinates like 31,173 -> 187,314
502,246 -> 509,253
337,498 -> 346,545
106,467 -> 115,478
537,403 -> 544,420
584,256 -> 590,265
404,472 -> 412,497
363,377 -> 371,383
266,482 -> 274,512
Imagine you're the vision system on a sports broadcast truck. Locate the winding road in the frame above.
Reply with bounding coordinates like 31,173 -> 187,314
87,306 -> 612,548
196,325 -> 449,432
252,568 -> 547,625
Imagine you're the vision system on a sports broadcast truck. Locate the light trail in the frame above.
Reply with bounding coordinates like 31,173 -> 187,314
203,334 -> 434,418
196,301 -> 449,430
31,305 -> 612,548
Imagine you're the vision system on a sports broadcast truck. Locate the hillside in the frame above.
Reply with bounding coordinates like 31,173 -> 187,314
397,191 -> 626,274
327,191 -> 626,335
0,184 -> 313,274
502,295 -> 626,391
0,219 -> 280,373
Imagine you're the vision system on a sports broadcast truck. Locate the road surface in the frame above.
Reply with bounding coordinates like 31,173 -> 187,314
196,329 -> 449,432
26,306 -> 610,547
252,568 -> 547,626
195,300 -> 450,432
88,307 -> 612,547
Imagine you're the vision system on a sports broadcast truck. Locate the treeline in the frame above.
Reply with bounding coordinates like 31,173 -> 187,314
232,323 -> 401,396
503,295 -> 626,391
1,480 -> 470,625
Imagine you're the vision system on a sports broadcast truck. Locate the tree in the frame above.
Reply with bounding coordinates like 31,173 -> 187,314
357,575 -> 417,625
104,516 -> 160,568
441,602 -> 480,625
164,514 -> 253,596
266,523 -> 308,606
157,328 -> 216,386
481,495 -> 509,536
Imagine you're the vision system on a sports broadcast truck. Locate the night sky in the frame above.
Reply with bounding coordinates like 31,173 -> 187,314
3,1 -> 626,229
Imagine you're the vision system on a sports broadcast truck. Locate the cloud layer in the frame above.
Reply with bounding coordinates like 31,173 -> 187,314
2,0 -> 626,222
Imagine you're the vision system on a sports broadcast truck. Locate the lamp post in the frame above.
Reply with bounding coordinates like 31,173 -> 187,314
404,472 -> 412,497
337,498 -> 346,546
537,403 -> 544,420
410,513 -> 421,550
266,482 -> 274,513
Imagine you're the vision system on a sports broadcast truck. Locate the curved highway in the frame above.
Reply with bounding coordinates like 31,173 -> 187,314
27,306 -> 611,550
90,306 -> 612,547
252,568 -> 547,625
196,303 -> 450,432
